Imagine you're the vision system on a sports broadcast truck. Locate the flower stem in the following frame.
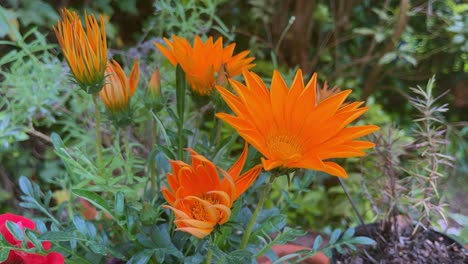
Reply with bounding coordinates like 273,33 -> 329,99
123,127 -> 132,184
240,174 -> 274,249
338,177 -> 366,226
205,246 -> 213,264
149,113 -> 159,195
92,94 -> 104,177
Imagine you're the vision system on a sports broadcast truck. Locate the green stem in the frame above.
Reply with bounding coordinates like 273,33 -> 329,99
149,114 -> 160,195
240,174 -> 275,249
205,245 -> 213,264
123,127 -> 132,184
177,120 -> 184,160
92,94 -> 104,177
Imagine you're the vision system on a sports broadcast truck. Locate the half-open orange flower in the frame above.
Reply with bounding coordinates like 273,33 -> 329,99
162,144 -> 262,238
99,60 -> 140,113
216,70 -> 380,178
155,35 -> 255,95
53,8 -> 107,94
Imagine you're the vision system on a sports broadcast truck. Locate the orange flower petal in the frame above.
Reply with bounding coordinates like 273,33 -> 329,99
216,70 -> 379,177
155,35 -> 255,95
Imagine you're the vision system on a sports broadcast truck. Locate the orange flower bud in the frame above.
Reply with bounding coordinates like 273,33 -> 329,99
53,8 -> 107,94
99,60 -> 140,113
147,67 -> 161,97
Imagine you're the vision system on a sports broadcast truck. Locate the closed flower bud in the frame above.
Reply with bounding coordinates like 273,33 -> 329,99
147,67 -> 161,98
53,8 -> 107,94
99,60 -> 140,126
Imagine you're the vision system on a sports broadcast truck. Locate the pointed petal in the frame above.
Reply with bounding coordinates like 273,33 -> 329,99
233,165 -> 263,200
227,143 -> 249,180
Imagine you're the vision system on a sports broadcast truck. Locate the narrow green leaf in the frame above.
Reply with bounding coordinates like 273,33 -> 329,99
72,189 -> 115,220
175,65 -> 186,122
352,236 -> 376,245
6,221 -> 25,241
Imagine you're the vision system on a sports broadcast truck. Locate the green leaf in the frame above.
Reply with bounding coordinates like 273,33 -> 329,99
329,228 -> 342,244
352,236 -> 376,245
24,229 -> 44,252
0,248 -> 9,262
72,215 -> 90,237
312,235 -> 322,251
401,54 -> 417,66
87,241 -> 108,255
127,249 -> 155,264
72,189 -> 115,220
378,52 -> 397,65
342,227 -> 355,239
114,192 -> 125,217
6,221 -> 25,241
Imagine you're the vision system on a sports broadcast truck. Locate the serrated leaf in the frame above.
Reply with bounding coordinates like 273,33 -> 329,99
72,189 -> 115,220
6,221 -> 25,241
127,249 -> 155,264
352,236 -> 376,245
329,229 -> 342,244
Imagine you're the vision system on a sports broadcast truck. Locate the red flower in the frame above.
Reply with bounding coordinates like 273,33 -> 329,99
0,213 -> 64,264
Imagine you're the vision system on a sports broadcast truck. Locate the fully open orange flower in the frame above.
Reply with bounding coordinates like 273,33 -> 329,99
155,35 -> 255,95
216,70 -> 380,178
99,60 -> 140,113
53,8 -> 107,94
162,144 -> 262,238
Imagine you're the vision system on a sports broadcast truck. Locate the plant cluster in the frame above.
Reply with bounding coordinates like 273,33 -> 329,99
0,1 -> 466,263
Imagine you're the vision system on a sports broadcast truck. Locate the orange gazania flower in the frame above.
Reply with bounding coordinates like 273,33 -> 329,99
162,144 -> 262,238
53,8 -> 107,94
155,35 -> 255,95
216,70 -> 380,178
99,60 -> 140,113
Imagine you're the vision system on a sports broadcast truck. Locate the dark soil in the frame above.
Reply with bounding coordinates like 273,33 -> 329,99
333,221 -> 467,264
